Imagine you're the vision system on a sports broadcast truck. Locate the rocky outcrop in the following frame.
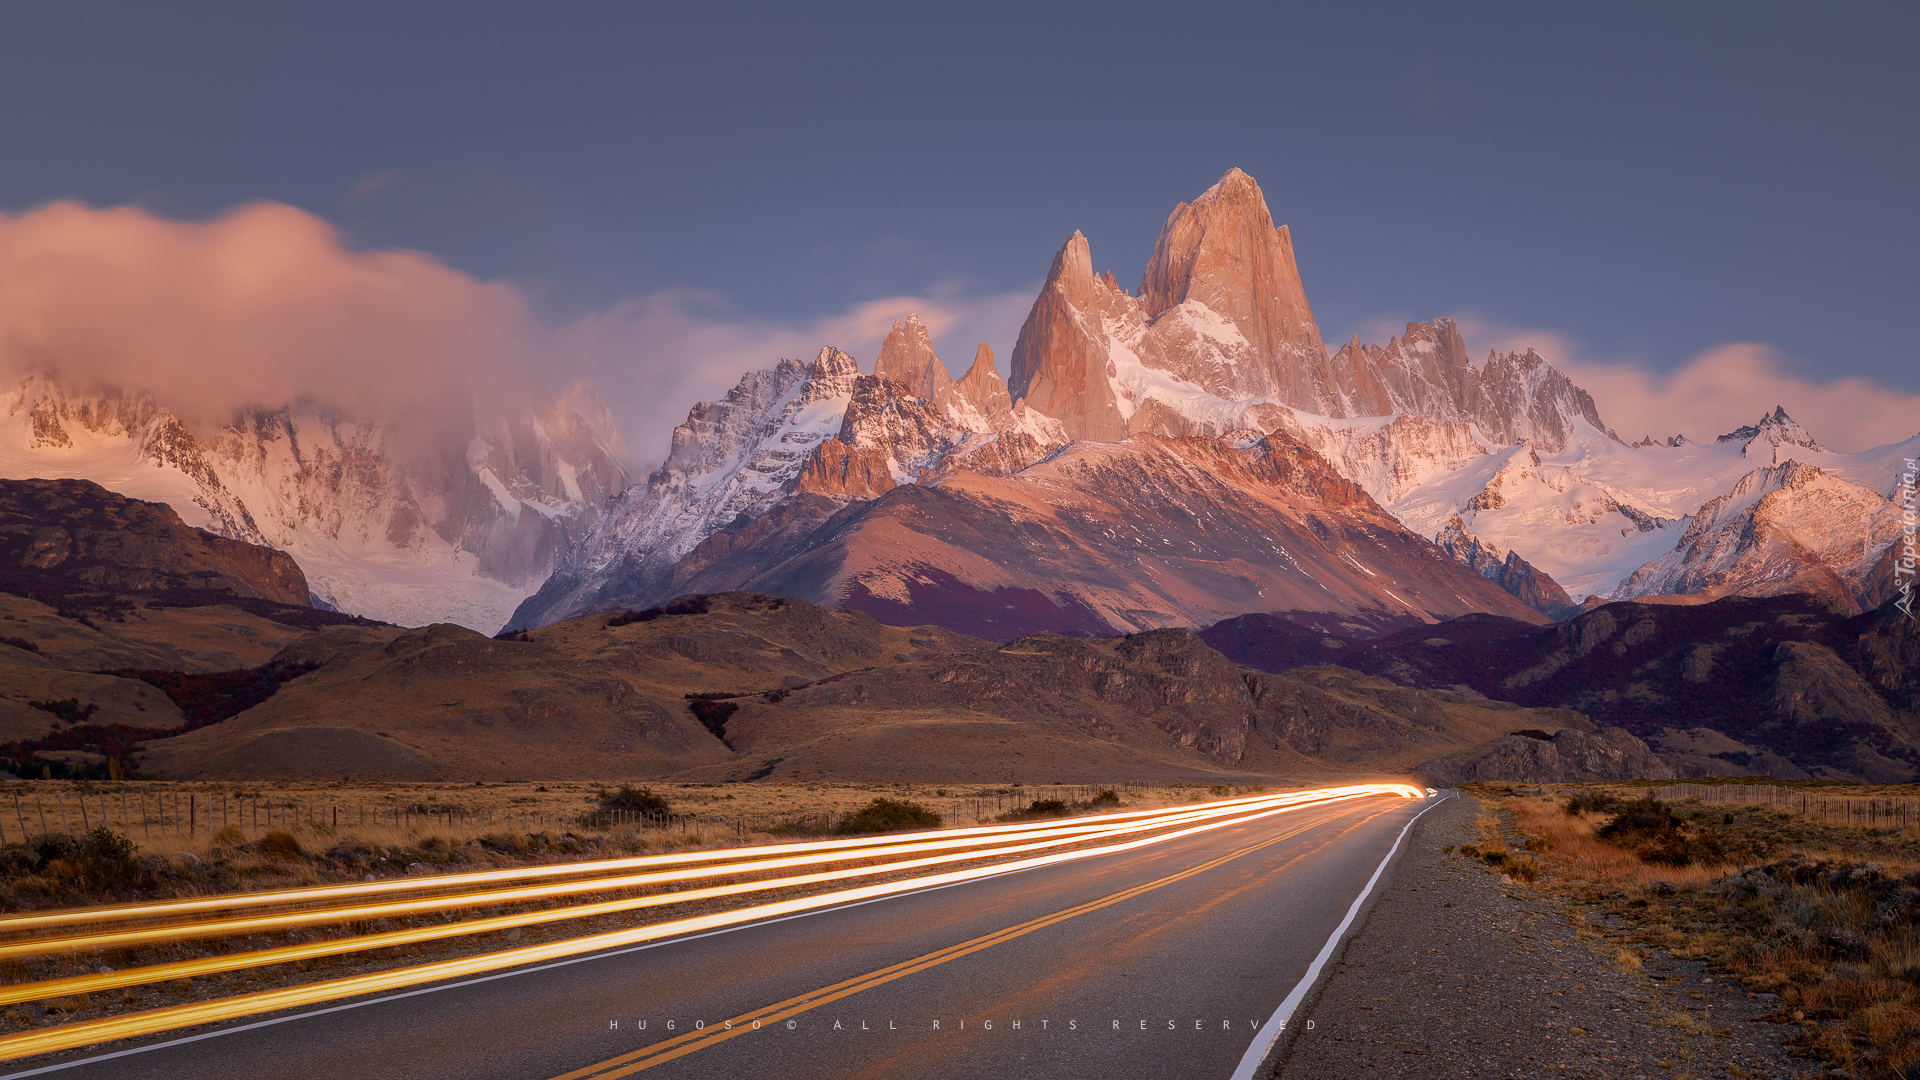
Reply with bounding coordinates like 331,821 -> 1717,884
1716,406 -> 1829,461
1416,727 -> 1674,787
1135,168 -> 1327,404
1008,231 -> 1129,442
793,440 -> 895,500
871,316 -> 1013,435
955,344 -> 1015,430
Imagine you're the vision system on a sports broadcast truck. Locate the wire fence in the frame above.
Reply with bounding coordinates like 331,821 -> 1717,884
1652,782 -> 1920,832
0,779 -> 1200,845
0,788 -> 629,844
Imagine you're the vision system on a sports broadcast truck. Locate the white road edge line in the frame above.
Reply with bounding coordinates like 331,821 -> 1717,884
1228,793 -> 1453,1080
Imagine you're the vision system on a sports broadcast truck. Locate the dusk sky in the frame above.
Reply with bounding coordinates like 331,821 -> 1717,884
1,1 -> 1914,456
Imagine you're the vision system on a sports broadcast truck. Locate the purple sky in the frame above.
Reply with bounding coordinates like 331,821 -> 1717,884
0,1 -> 1914,455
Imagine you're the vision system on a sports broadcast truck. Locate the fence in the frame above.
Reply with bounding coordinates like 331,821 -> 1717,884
958,781 -> 1166,824
1652,782 -> 1920,832
0,779 -> 1188,846
0,788 -> 661,845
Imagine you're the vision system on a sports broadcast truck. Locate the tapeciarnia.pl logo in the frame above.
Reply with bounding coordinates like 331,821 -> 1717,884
1896,457 -> 1917,621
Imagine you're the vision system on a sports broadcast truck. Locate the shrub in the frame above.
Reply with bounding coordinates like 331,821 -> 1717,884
27,698 -> 98,725
29,832 -> 79,871
1596,796 -> 1723,866
1026,799 -> 1069,817
833,798 -> 942,835
0,636 -> 39,654
685,697 -> 738,741
1510,728 -> 1554,741
1089,789 -> 1121,807
78,826 -> 139,886
605,607 -> 663,628
1563,790 -> 1620,816
598,785 -> 672,818
260,831 -> 303,861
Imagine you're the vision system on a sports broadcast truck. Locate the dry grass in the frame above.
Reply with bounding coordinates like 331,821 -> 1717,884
1475,782 -> 1920,1079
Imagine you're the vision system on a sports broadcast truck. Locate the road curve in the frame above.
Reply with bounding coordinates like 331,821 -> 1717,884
9,793 -> 1437,1080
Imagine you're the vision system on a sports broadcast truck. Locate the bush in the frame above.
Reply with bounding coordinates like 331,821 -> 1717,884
833,798 -> 942,835
1564,790 -> 1620,816
27,698 -> 98,725
598,785 -> 672,818
1596,796 -> 1723,866
78,827 -> 139,886
1089,789 -> 1121,807
686,698 -> 738,741
260,831 -> 303,861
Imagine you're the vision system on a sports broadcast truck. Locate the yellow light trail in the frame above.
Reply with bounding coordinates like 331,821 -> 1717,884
0,797 -> 1305,1004
0,784 -> 1419,1062
0,792 -> 1327,961
0,787 -> 1328,935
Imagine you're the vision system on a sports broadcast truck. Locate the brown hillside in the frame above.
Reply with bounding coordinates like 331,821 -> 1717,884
138,592 -> 1597,783
0,478 -> 307,604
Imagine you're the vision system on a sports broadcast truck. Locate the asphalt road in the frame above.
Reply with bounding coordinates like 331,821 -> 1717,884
10,794 -> 1435,1080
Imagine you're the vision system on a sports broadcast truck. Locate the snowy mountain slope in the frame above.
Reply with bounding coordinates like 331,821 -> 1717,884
0,373 -> 627,631
514,167 -> 1914,634
1612,459 -> 1903,612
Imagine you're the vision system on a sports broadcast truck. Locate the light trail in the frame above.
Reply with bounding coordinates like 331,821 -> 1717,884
0,784 -> 1419,1062
0,796 -> 1316,1004
0,790 -> 1352,961
0,787 -> 1336,935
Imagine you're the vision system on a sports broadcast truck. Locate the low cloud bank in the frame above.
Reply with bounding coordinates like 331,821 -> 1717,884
0,200 -> 1032,467
1452,317 -> 1920,454
5,200 -> 1906,471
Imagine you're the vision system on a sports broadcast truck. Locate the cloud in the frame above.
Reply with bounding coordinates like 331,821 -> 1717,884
1447,316 -> 1920,454
558,287 -> 1035,466
0,200 -> 534,423
0,200 -> 1038,467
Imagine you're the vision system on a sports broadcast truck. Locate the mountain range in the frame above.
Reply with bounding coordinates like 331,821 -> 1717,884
0,168 -> 1911,644
509,169 -> 1915,638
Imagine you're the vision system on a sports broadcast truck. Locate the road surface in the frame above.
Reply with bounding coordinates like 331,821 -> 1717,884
10,793 -> 1437,1080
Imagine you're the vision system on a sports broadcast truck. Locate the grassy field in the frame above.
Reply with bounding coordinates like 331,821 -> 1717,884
1468,779 -> 1920,1079
0,777 -> 1249,895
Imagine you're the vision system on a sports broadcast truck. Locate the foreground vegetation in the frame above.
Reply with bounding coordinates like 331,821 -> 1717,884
1470,780 -> 1920,1078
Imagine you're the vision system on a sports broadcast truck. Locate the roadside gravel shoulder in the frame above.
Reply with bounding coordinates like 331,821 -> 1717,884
1270,795 -> 1815,1079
